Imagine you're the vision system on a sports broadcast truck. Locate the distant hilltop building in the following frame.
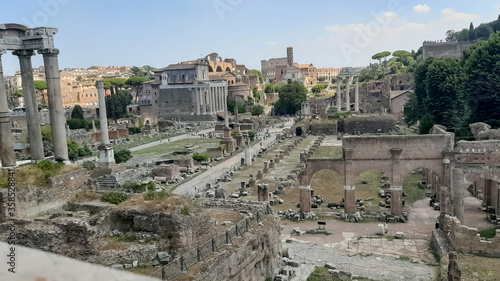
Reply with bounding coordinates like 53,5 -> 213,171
261,46 -> 340,87
422,41 -> 473,60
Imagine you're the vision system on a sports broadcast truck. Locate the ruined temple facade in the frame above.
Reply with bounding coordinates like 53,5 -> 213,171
157,59 -> 228,121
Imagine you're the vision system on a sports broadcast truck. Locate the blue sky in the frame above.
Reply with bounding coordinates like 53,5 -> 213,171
1,0 -> 499,75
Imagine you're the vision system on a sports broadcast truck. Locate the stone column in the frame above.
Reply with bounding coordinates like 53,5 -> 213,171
344,186 -> 356,214
97,81 -> 110,144
0,50 -> 16,167
345,76 -> 351,112
244,139 -> 252,165
201,90 -> 206,114
390,186 -> 403,216
96,81 -> 115,167
354,76 -> 359,112
39,48 -> 68,162
336,77 -> 342,112
195,88 -> 200,115
224,87 -> 229,128
14,50 -> 44,161
300,186 -> 311,212
451,168 -> 465,222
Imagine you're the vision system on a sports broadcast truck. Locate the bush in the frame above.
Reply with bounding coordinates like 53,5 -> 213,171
192,152 -> 212,162
479,228 -> 496,239
122,181 -> 155,192
143,190 -> 171,201
115,149 -> 133,164
251,105 -> 264,116
100,192 -> 127,205
36,159 -> 64,172
128,127 -> 141,135
67,141 -> 93,161
248,130 -> 256,140
82,161 -> 95,171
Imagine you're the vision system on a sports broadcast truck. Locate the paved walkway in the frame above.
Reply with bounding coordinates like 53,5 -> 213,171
129,128 -> 215,152
174,120 -> 294,197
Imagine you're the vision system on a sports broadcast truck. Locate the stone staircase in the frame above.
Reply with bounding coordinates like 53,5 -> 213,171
96,176 -> 119,189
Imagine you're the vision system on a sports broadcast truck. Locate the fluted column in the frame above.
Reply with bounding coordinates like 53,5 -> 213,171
224,86 -> 229,128
201,90 -> 206,114
336,77 -> 342,112
345,76 -> 351,112
39,48 -> 68,162
354,76 -> 359,112
14,50 -> 44,161
0,50 -> 16,167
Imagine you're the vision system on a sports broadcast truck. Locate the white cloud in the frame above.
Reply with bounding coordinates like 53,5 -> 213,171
495,4 -> 500,11
441,8 -> 480,23
413,4 -> 431,13
320,9 -> 480,66
268,41 -> 277,46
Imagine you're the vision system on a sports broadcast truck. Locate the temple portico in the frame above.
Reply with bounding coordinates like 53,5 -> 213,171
336,67 -> 361,113
0,24 -> 68,165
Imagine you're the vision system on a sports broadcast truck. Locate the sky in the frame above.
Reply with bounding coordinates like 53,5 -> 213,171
1,0 -> 499,76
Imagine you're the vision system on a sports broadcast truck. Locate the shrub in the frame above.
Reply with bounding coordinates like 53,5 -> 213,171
82,161 -> 95,171
143,190 -> 171,201
192,152 -> 212,162
115,149 -> 133,164
128,127 -> 141,135
479,228 -> 496,239
122,181 -> 155,192
67,141 -> 93,161
181,206 -> 190,215
36,159 -> 64,172
100,192 -> 127,205
248,130 -> 256,140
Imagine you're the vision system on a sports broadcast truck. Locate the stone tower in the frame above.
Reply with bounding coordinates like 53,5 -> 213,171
287,46 -> 293,66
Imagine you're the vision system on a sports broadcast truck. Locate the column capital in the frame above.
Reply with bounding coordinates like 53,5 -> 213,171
38,48 -> 60,55
12,50 -> 35,57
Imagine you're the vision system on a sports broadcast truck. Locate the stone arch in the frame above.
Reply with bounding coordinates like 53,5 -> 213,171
225,67 -> 231,72
208,65 -> 214,72
309,168 -> 345,204
216,65 -> 223,72
304,159 -> 345,186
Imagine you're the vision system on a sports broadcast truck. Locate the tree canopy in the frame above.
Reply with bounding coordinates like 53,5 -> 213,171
71,105 -> 84,120
126,76 -> 150,103
106,90 -> 133,120
273,82 -> 307,115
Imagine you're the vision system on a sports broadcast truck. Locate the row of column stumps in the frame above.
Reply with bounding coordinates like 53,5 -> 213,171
253,137 -> 304,199
336,75 -> 359,112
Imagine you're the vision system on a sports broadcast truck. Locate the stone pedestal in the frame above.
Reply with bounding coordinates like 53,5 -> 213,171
244,140 -> 252,166
274,155 -> 280,164
390,186 -> 403,216
248,174 -> 255,187
269,159 -> 275,169
344,186 -> 356,214
258,184 -> 269,201
280,151 -> 285,159
300,186 -> 311,212
98,143 -> 115,169
257,171 -> 263,180
220,127 -> 236,153
234,134 -> 244,148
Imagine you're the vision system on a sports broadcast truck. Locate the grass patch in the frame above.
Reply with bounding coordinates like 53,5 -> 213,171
100,192 -> 127,205
143,190 -> 171,201
0,160 -> 80,187
181,206 -> 190,215
457,254 -> 500,281
397,255 -> 411,262
131,138 -> 220,157
122,181 -> 156,193
311,146 -> 342,159
355,170 -> 383,211
116,232 -> 138,242
479,228 -> 497,239
73,190 -> 100,202
402,170 -> 428,204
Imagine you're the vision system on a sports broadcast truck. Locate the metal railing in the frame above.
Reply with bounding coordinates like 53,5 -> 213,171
148,204 -> 272,280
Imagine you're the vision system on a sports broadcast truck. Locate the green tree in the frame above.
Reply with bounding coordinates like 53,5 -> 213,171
311,84 -> 328,94
106,90 -> 133,120
273,82 -> 307,115
474,24 -> 493,40
251,69 -> 263,84
446,30 -> 458,42
371,51 -> 391,75
469,22 -> 475,41
318,76 -> 326,82
71,105 -> 84,120
227,98 -> 235,114
131,66 -> 145,77
464,31 -> 500,127
34,80 -> 47,105
264,83 -> 274,93
392,50 -> 414,66
126,76 -> 150,103
251,105 -> 264,116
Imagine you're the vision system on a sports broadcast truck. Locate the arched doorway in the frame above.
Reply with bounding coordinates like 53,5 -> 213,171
296,127 -> 303,136
354,169 -> 385,213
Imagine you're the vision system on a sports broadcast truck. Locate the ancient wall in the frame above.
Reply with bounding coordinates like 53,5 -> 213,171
442,215 -> 500,257
310,120 -> 337,135
340,115 -> 396,134
195,214 -> 282,281
2,168 -> 90,217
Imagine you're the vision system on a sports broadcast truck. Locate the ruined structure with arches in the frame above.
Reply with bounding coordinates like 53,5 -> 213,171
299,127 -> 500,230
